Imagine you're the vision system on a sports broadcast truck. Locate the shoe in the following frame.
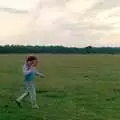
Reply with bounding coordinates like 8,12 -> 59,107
32,104 -> 39,109
16,100 -> 22,108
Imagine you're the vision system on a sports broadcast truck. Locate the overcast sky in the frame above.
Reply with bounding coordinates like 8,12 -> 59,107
0,0 -> 119,47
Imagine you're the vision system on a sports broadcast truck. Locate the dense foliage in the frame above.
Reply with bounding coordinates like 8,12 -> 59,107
0,45 -> 119,54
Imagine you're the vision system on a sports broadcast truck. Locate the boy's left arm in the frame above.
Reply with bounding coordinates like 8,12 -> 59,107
35,68 -> 44,78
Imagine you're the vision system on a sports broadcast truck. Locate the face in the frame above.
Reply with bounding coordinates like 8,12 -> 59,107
27,61 -> 33,66
32,60 -> 37,66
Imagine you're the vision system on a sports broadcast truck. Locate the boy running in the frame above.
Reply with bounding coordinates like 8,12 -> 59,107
16,55 -> 44,109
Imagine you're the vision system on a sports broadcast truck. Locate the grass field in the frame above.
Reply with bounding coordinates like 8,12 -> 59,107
1,54 -> 120,120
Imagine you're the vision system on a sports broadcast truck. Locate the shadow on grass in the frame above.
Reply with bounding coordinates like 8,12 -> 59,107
44,94 -> 65,98
36,89 -> 66,98
36,89 -> 49,94
44,91 -> 66,98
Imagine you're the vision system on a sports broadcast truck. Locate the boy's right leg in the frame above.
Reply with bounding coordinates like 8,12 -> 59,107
16,91 -> 28,107
16,82 -> 29,107
16,91 -> 28,102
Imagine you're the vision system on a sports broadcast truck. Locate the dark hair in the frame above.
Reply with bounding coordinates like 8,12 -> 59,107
26,55 -> 37,62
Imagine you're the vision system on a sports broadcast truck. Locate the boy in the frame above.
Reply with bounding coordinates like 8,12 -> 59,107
16,55 -> 44,109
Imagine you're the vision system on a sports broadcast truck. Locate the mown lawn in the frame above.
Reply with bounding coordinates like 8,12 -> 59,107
0,54 -> 120,120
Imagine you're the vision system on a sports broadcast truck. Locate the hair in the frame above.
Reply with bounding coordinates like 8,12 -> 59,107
26,55 -> 37,62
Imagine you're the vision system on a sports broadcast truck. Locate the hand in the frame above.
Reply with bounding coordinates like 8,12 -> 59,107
31,64 -> 35,68
40,74 -> 44,78
30,65 -> 36,71
29,64 -> 33,70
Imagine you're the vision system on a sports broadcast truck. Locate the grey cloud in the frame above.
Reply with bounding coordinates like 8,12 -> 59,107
84,0 -> 120,18
59,22 -> 113,31
31,0 -> 120,46
2,0 -> 119,47
77,0 -> 120,22
53,15 -> 113,37
0,6 -> 29,14
90,0 -> 120,11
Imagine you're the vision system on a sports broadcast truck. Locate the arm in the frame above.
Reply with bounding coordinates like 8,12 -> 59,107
35,68 -> 44,78
23,65 -> 33,75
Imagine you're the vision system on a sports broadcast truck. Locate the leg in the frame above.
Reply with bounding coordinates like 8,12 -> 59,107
16,91 -> 28,102
28,82 -> 39,108
16,81 -> 30,102
16,92 -> 28,107
16,82 -> 29,107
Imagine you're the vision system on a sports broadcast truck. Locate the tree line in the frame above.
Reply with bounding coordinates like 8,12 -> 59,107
0,45 -> 119,54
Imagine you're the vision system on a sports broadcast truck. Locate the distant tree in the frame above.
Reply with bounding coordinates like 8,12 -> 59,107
85,46 -> 93,54
0,45 -> 119,54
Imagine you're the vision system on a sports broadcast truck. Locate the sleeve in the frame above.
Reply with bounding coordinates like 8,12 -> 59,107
23,65 -> 33,75
34,68 -> 43,76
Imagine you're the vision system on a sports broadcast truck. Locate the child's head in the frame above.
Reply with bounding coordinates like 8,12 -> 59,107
26,55 -> 38,67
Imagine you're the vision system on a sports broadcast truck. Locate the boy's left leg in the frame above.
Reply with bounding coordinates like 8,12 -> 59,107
32,85 -> 39,109
29,83 -> 39,109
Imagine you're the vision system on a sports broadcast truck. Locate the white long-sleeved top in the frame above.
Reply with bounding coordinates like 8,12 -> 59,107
23,64 -> 42,81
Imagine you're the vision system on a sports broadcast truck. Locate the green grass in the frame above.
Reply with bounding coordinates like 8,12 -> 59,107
1,54 -> 120,120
